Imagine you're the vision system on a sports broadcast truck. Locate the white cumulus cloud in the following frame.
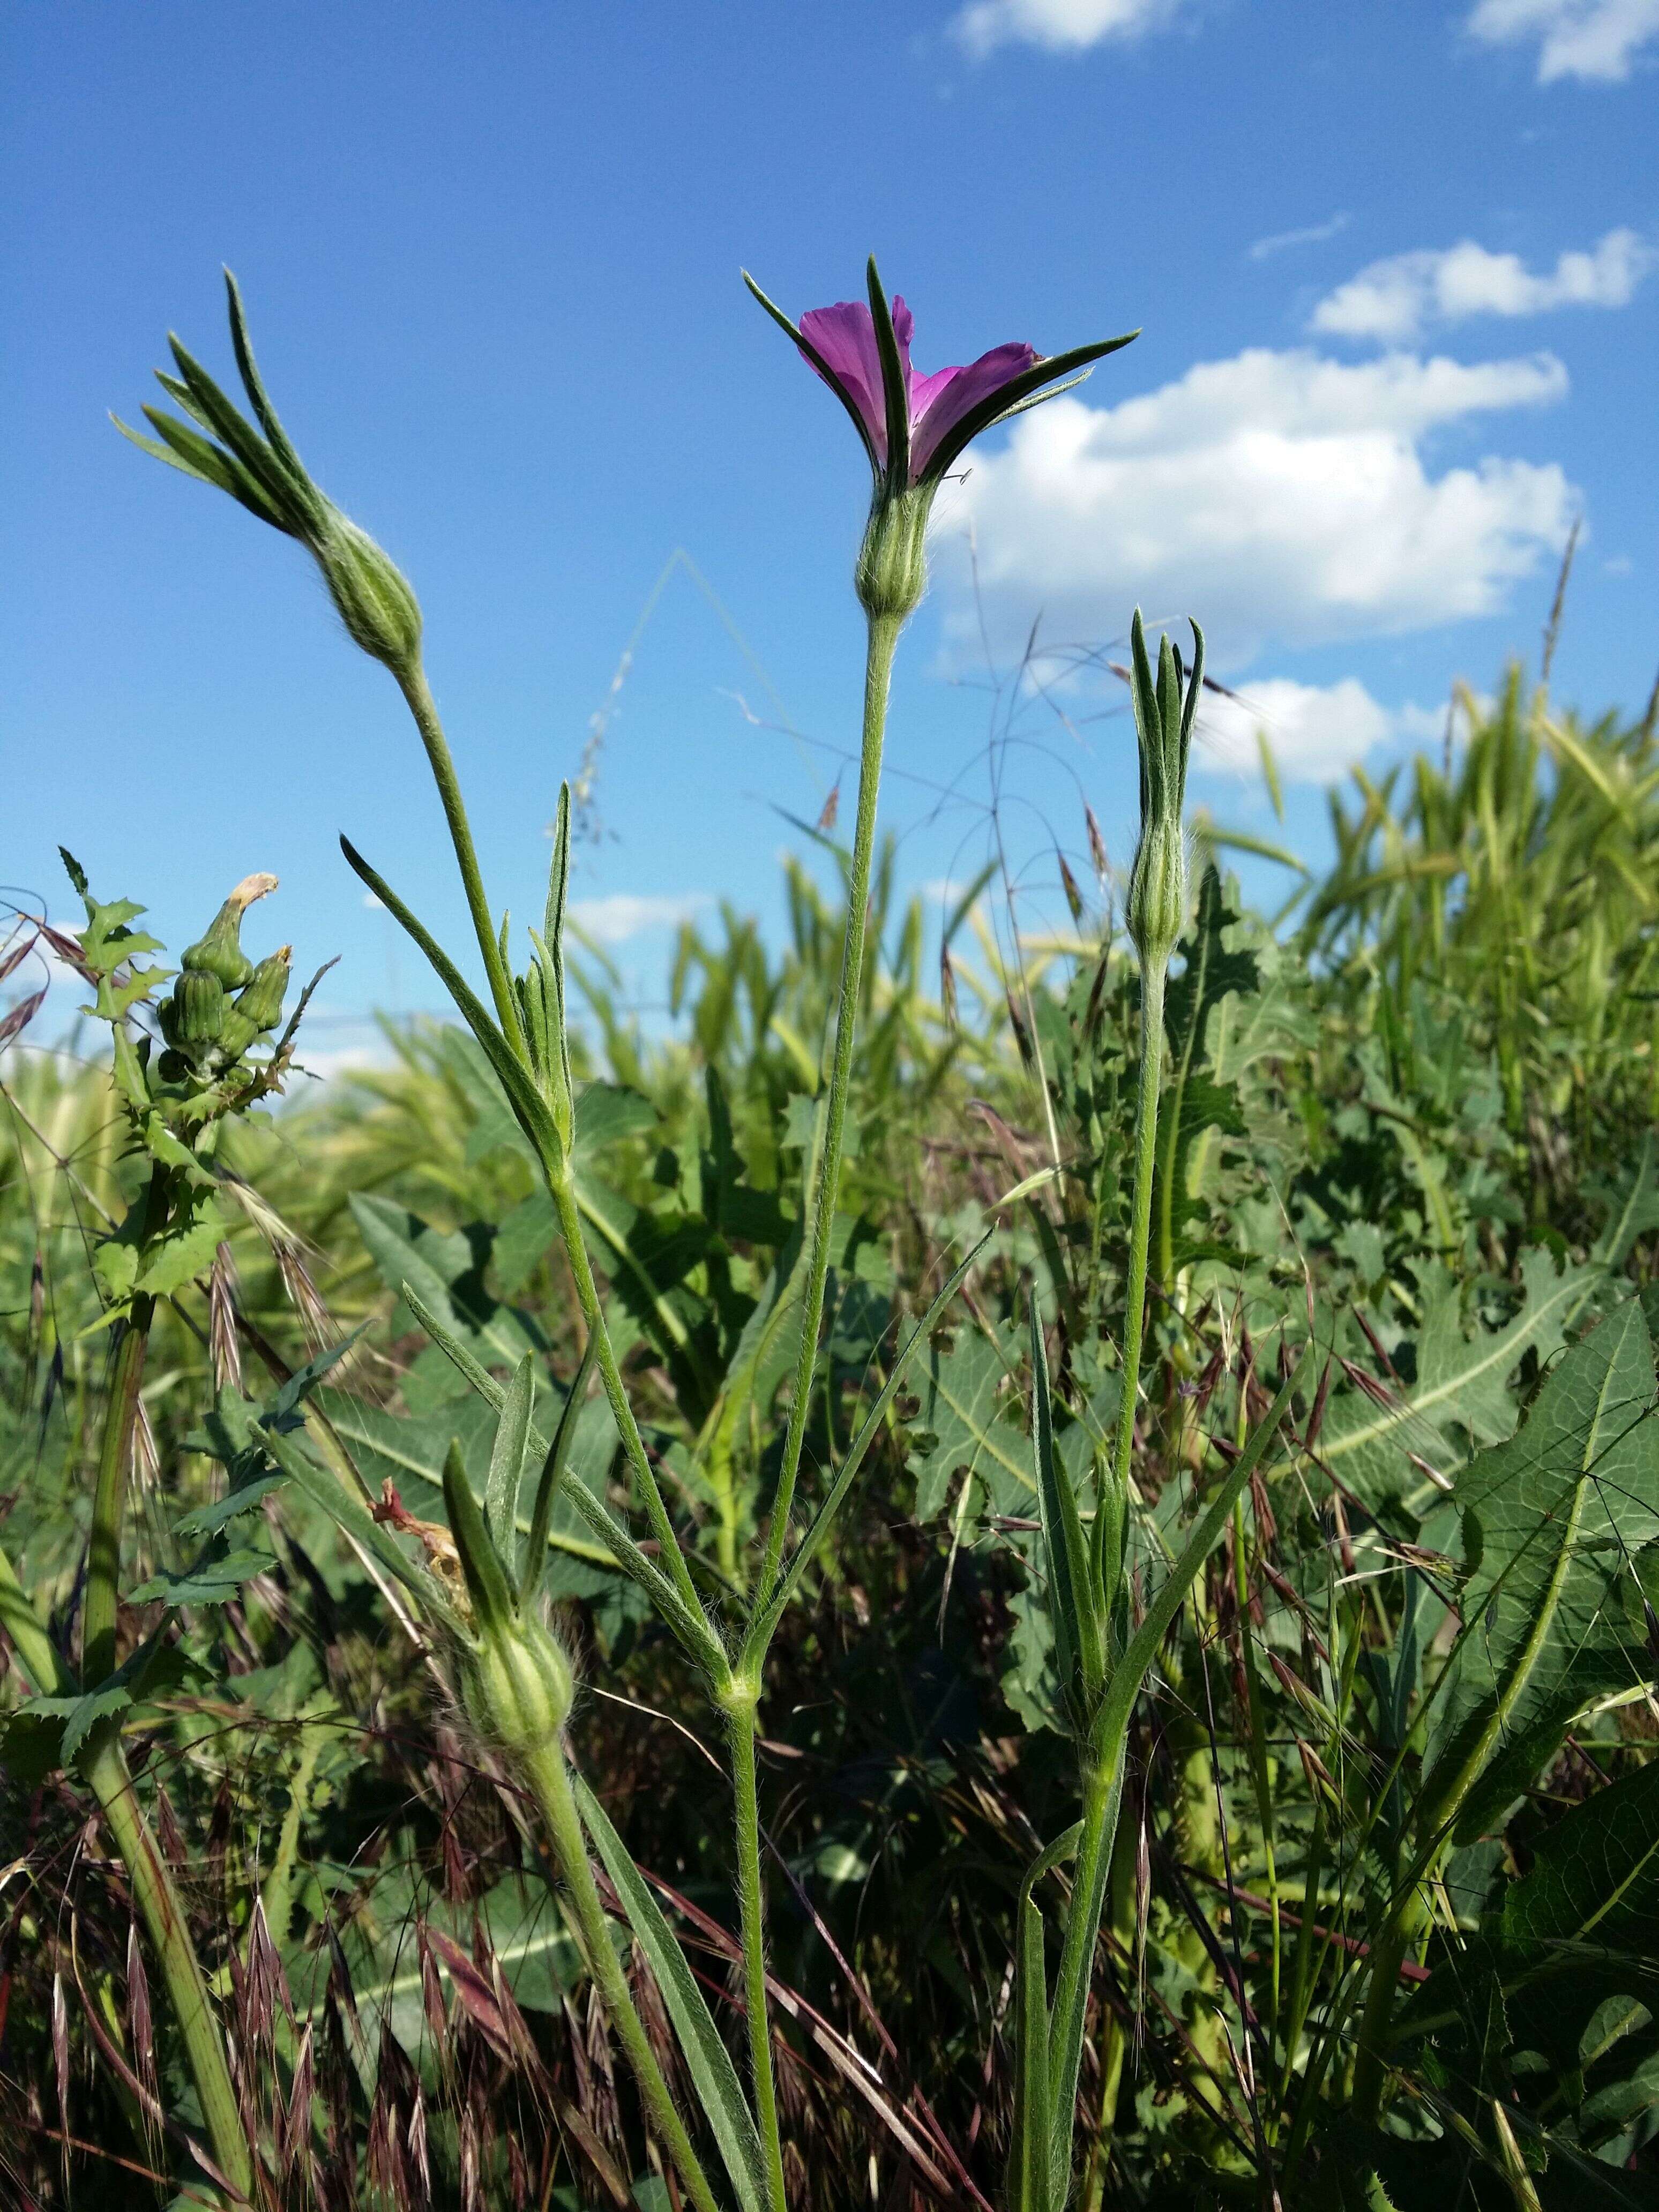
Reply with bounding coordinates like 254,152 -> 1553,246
935,346 -> 1575,672
953,0 -> 1181,56
1468,0 -> 1659,81
1312,229 -> 1651,341
1195,677 -> 1396,782
568,893 -> 711,946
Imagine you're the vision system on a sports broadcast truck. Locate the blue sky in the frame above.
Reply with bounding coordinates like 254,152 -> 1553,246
5,0 -> 1656,1058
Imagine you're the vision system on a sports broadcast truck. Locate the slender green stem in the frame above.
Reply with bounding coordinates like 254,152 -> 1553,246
547,1169 -> 708,1628
1103,961 -> 1165,1566
524,1742 -> 722,2212
79,1725 -> 254,2203
398,661 -> 529,1064
1351,1871 -> 1432,2123
754,610 -> 900,1615
1045,1751 -> 1123,2198
84,1262 -> 160,1682
76,1254 -> 252,2200
728,1701 -> 787,2212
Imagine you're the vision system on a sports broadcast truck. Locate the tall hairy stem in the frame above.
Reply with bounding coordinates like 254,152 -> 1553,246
1105,962 -> 1165,1542
524,1742 -> 722,2212
756,609 -> 899,1610
397,662 -> 529,1065
728,610 -> 899,2210
728,1700 -> 788,2212
79,1274 -> 253,2202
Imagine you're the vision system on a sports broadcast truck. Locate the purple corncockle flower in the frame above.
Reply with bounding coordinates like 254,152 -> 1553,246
798,295 -> 1037,484
745,256 -> 1138,496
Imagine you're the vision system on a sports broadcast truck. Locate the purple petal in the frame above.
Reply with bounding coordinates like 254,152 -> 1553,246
909,342 -> 1038,479
800,301 -> 888,460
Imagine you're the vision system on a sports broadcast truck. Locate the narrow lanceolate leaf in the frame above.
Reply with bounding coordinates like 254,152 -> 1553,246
485,1354 -> 536,1586
1422,1299 -> 1659,1845
1009,1894 -> 1053,2212
1029,1303 -> 1103,1725
572,1775 -> 767,2212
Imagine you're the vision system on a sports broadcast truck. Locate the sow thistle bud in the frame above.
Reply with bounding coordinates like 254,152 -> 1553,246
116,273 -> 423,681
181,871 -> 278,988
173,965 -> 226,1049
1126,607 -> 1204,966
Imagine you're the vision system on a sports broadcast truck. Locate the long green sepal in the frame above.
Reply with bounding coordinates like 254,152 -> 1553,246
442,1437 -> 514,1639
485,1354 -> 536,1578
573,1774 -> 768,2212
524,1334 -> 598,1605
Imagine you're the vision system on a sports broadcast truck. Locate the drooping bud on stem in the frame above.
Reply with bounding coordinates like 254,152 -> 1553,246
1126,607 -> 1204,967
117,275 -> 424,681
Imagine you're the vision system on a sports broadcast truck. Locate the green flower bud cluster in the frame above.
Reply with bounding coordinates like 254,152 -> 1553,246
158,874 -> 289,1080
116,273 -> 423,681
1125,608 -> 1205,966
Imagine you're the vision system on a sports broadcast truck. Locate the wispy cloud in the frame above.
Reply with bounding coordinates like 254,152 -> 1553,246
567,892 -> 712,946
952,0 -> 1184,57
1468,0 -> 1659,83
1311,228 -> 1651,341
1248,212 -> 1350,261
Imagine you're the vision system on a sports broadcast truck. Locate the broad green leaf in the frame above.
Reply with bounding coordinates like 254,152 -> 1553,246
349,1192 -> 544,1374
573,1775 -> 766,2212
1321,1245 -> 1600,1512
1503,1762 -> 1659,1955
1423,1299 -> 1659,1844
907,1322 -> 1027,1522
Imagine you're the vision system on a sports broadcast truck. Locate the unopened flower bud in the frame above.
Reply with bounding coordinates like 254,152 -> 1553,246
311,511 -> 423,677
173,966 -> 226,1050
181,873 -> 278,989
463,1613 -> 576,1757
234,946 -> 292,1036
1125,608 -> 1204,966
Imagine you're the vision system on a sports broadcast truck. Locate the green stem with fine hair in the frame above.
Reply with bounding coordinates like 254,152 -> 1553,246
1105,960 -> 1165,1556
523,1740 -> 722,2212
728,609 -> 900,2210
76,1264 -> 254,2203
728,1698 -> 787,2212
397,661 -> 530,1065
756,609 -> 899,1608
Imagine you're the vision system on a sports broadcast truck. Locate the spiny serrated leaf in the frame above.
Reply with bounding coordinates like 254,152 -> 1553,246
1423,1299 -> 1659,1844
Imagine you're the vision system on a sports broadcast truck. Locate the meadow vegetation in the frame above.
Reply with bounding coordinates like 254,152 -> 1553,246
4,268 -> 1659,2212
